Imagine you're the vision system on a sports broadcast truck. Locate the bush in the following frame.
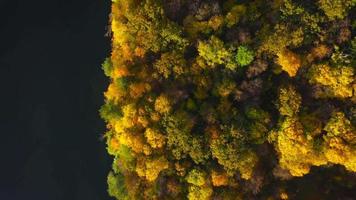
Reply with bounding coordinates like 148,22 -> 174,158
102,57 -> 113,77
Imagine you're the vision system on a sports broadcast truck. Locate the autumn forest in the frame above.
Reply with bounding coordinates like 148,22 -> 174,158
100,0 -> 356,199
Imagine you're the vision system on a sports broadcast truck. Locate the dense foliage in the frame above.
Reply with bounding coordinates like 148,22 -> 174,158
102,0 -> 356,199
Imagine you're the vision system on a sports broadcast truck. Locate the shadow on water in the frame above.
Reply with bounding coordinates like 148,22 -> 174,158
0,0 -> 113,199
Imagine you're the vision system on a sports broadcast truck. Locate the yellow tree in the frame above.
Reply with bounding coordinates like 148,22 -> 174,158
275,117 -> 327,176
307,64 -> 354,98
276,49 -> 302,77
144,128 -> 166,149
323,112 -> 356,172
274,85 -> 327,176
154,94 -> 172,114
135,156 -> 169,182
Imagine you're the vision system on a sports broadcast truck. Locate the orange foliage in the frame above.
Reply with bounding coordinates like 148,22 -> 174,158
121,43 -> 133,62
211,170 -> 229,186
129,83 -> 150,99
307,44 -> 332,62
109,137 -> 120,152
134,47 -> 146,58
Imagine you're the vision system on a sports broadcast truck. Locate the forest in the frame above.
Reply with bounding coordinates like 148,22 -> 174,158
101,0 -> 356,199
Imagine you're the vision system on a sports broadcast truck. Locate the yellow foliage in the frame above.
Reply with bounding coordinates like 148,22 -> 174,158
144,128 -> 166,149
143,145 -> 152,156
110,48 -> 130,79
307,64 -> 354,98
310,65 -> 336,85
113,104 -> 137,133
258,24 -> 304,55
154,95 -> 171,114
277,84 -> 302,117
324,137 -> 356,172
187,185 -> 213,200
318,0 -> 354,20
276,49 -> 301,77
276,117 -> 327,176
121,43 -> 133,62
104,0 -> 356,197
111,1 -> 135,47
136,156 -> 169,182
105,83 -> 124,103
322,112 -> 356,172
275,111 -> 356,176
237,151 -> 258,180
118,132 -> 145,154
324,112 -> 354,137
280,192 -> 289,200
111,18 -> 129,46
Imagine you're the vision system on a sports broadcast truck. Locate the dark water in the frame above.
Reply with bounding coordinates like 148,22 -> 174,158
0,0 -> 112,199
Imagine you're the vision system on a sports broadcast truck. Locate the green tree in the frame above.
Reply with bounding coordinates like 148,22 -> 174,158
210,133 -> 258,179
107,171 -> 129,200
245,106 -> 272,144
102,57 -> 113,77
236,46 -> 254,67
100,101 -> 122,123
186,169 -> 206,186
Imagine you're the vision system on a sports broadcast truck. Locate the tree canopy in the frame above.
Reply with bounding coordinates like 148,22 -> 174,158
102,0 -> 356,199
